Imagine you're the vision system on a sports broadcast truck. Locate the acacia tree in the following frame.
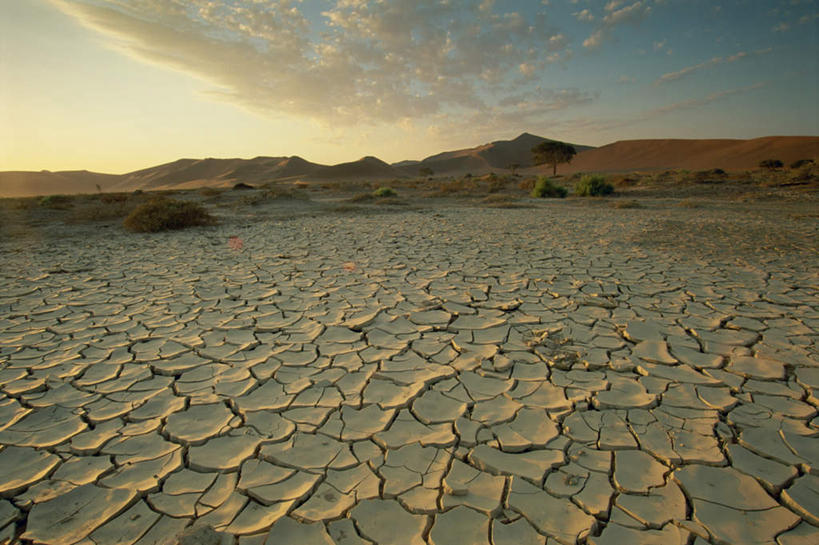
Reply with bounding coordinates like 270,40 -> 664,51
532,141 -> 577,176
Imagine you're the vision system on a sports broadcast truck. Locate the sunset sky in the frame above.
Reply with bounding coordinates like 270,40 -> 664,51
1,0 -> 817,173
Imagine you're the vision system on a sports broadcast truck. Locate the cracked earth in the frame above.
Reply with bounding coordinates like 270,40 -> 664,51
1,203 -> 818,545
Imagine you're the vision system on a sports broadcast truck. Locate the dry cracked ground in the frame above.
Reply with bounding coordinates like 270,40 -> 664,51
1,201 -> 818,545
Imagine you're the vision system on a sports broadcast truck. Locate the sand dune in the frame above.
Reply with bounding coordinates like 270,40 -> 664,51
560,136 -> 819,174
0,170 -> 120,198
1,134 -> 817,197
398,132 -> 594,176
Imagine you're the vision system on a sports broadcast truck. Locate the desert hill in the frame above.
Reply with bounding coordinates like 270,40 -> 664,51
0,170 -> 121,197
1,134 -> 817,197
396,132 -> 594,176
560,136 -> 819,174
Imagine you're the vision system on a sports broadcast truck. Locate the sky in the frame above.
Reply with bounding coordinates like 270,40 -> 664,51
1,0 -> 817,173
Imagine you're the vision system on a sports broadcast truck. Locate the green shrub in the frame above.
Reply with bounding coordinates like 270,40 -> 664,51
39,194 -> 73,209
123,197 -> 216,232
531,177 -> 568,198
575,175 -> 614,197
759,159 -> 783,170
372,187 -> 397,198
790,159 -> 814,169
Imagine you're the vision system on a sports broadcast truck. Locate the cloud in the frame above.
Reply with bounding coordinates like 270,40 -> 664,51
568,82 -> 767,133
52,0 -> 590,128
655,49 -> 768,85
657,57 -> 722,84
583,1 -> 652,49
641,83 -> 767,121
573,9 -> 594,22
772,22 -> 790,32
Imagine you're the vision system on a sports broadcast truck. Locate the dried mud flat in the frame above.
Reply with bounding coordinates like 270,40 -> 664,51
1,198 -> 818,545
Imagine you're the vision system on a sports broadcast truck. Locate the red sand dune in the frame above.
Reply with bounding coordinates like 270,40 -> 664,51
559,136 -> 819,174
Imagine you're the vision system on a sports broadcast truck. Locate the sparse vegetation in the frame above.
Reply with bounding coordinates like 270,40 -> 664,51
98,193 -> 129,204
373,187 -> 397,198
348,193 -> 375,203
419,167 -> 434,178
39,194 -> 73,209
575,175 -> 614,197
759,159 -> 784,170
611,199 -> 643,209
790,159 -> 814,169
123,197 -> 216,232
532,141 -> 577,176
531,177 -> 568,198
70,202 -> 133,222
240,187 -> 309,205
199,187 -> 224,198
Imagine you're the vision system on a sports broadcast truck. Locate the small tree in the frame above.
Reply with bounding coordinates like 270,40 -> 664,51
507,163 -> 520,176
419,166 -> 434,178
759,159 -> 784,170
532,141 -> 577,176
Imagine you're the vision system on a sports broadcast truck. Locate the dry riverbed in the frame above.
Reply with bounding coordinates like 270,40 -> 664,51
0,191 -> 818,544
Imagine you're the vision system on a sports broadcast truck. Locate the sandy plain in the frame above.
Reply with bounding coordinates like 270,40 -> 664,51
0,181 -> 818,545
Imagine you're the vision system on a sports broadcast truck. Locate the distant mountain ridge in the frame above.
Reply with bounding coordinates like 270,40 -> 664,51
1,133 -> 817,197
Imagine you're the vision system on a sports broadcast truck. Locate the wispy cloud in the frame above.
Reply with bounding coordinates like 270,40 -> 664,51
52,0 -> 591,128
655,49 -> 770,85
573,9 -> 594,22
582,1 -> 653,49
567,82 -> 767,133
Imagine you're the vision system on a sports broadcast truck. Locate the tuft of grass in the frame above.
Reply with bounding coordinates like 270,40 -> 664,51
575,175 -> 614,197
531,177 -> 568,198
610,199 -> 643,209
373,187 -> 397,198
39,194 -> 74,209
240,188 -> 310,206
123,197 -> 216,232
349,193 -> 375,203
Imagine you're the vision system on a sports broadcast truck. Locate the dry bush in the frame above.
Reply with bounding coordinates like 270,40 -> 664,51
608,175 -> 640,188
240,188 -> 309,206
98,193 -> 129,203
294,181 -> 309,189
610,199 -> 643,209
518,178 -> 536,192
198,187 -> 224,198
10,198 -> 37,210
123,197 -> 216,232
675,199 -> 701,208
70,202 -> 133,222
39,194 -> 74,209
348,193 -> 375,203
